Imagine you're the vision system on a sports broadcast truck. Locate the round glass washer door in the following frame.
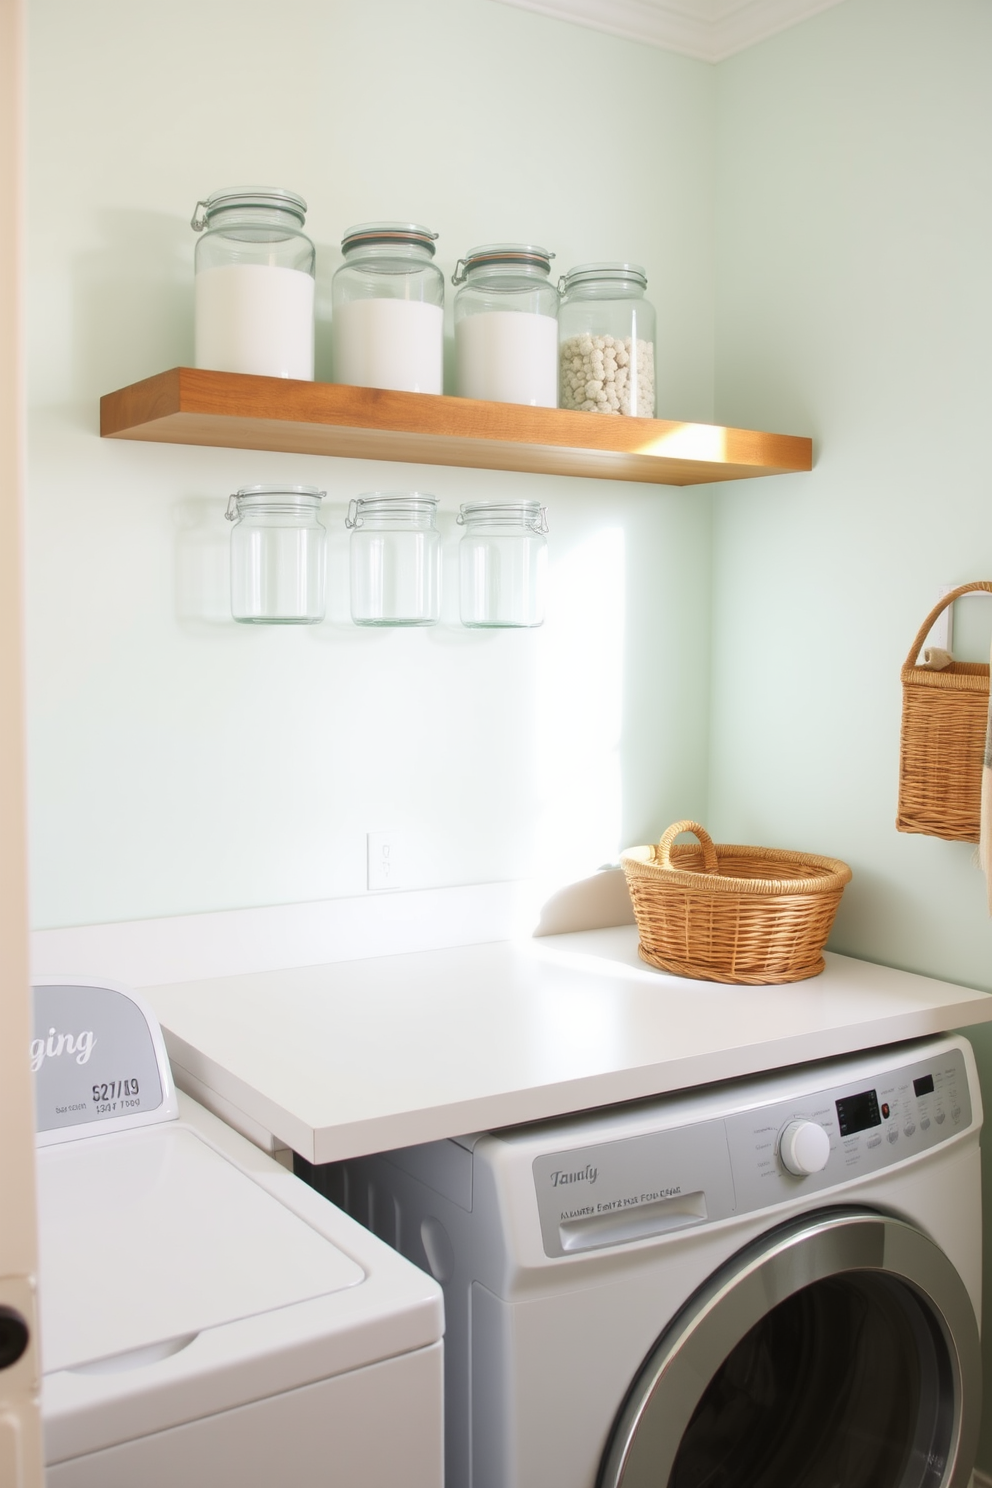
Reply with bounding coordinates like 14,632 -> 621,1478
598,1208 -> 981,1488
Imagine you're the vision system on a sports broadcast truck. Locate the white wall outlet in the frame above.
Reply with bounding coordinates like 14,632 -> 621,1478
367,832 -> 404,892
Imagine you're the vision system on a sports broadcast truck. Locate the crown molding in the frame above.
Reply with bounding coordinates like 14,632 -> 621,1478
489,0 -> 848,62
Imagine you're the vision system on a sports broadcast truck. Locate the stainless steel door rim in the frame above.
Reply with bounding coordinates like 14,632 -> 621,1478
598,1208 -> 981,1488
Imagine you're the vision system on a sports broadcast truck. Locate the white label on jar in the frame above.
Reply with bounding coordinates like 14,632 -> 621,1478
455,311 -> 558,408
195,264 -> 315,380
332,299 -> 444,395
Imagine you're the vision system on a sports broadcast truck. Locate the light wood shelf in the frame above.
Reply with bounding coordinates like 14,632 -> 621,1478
100,368 -> 813,487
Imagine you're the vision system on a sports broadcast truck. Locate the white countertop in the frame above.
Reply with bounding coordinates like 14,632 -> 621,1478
145,926 -> 992,1164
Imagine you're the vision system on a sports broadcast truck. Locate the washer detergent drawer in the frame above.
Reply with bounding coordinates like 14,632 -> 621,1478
532,1119 -> 735,1259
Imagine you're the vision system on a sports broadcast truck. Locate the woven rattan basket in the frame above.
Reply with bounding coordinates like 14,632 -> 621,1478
621,820 -> 852,986
897,581 -> 992,844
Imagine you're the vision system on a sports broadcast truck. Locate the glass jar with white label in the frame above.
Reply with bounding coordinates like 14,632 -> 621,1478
226,486 -> 326,624
457,501 -> 548,628
346,493 -> 441,626
452,245 -> 559,407
192,188 -> 315,380
331,224 -> 444,395
558,263 -> 656,417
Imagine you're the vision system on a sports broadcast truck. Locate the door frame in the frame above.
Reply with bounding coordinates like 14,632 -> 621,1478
0,0 -> 43,1481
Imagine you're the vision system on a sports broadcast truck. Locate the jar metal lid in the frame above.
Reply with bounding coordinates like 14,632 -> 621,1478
225,485 -> 325,520
452,243 -> 555,284
559,262 -> 648,293
192,188 -> 308,232
341,222 -> 439,254
457,500 -> 549,532
346,492 -> 439,528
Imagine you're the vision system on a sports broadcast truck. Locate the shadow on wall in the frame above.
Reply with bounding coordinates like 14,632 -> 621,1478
72,210 -> 194,400
534,867 -> 635,936
174,496 -> 232,630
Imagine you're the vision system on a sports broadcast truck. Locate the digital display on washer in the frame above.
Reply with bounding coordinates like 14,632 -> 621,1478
913,1074 -> 935,1097
836,1089 -> 881,1136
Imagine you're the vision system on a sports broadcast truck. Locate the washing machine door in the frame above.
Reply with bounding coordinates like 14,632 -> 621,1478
598,1208 -> 980,1488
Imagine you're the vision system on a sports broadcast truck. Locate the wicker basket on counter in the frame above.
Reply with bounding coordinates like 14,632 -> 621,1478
620,820 -> 852,986
896,580 -> 992,844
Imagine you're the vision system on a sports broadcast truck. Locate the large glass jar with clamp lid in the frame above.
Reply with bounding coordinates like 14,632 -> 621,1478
332,223 -> 444,394
558,262 -> 656,417
452,245 -> 559,407
457,501 -> 548,628
227,485 -> 326,624
346,493 -> 441,626
191,187 -> 315,380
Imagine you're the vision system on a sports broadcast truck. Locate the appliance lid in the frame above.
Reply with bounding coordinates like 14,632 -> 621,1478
37,1122 -> 364,1375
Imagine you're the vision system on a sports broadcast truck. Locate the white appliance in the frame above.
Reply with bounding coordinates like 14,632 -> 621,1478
32,979 -> 444,1488
314,1034 -> 983,1488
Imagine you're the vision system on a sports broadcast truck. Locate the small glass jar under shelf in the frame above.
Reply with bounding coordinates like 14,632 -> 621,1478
558,263 -> 656,417
192,187 -> 315,381
331,223 -> 444,395
457,501 -> 548,628
346,493 -> 441,627
452,245 -> 559,408
226,485 -> 326,624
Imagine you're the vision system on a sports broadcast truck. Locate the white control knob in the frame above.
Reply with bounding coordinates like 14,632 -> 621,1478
779,1120 -> 831,1176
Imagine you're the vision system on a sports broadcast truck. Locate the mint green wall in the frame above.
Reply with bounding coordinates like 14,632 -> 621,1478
25,0 -> 715,927
26,0 -> 992,1461
710,0 -> 992,1461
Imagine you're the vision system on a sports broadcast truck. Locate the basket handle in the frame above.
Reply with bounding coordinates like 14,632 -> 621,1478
656,820 -> 719,873
904,581 -> 992,670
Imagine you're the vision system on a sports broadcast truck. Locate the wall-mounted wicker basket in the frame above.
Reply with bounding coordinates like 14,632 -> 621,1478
621,821 -> 852,986
897,581 -> 992,844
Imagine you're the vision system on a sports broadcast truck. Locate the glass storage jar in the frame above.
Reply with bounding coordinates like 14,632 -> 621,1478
558,263 -> 656,417
332,223 -> 444,394
226,485 -> 326,624
192,188 -> 315,380
457,501 -> 548,628
346,494 -> 441,627
452,245 -> 559,407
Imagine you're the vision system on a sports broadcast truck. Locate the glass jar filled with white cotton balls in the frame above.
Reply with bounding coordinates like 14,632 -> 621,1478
558,263 -> 656,417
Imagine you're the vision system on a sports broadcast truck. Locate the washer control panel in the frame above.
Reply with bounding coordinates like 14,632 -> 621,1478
531,1046 -> 971,1259
725,1046 -> 970,1213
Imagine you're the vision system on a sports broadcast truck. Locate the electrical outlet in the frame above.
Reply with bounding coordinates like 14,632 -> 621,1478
367,832 -> 404,892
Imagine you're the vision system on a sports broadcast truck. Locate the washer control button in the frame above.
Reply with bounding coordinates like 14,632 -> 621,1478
903,1122 -> 916,1138
779,1120 -> 831,1176
866,1135 -> 882,1149
887,1129 -> 899,1144
920,1117 -> 931,1131
881,1103 -> 891,1119
936,1111 -> 946,1125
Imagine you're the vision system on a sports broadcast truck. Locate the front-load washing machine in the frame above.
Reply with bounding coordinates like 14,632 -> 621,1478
32,978 -> 444,1488
303,1034 -> 983,1488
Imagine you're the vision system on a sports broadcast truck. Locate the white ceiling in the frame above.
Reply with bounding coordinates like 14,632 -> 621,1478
490,0 -> 848,62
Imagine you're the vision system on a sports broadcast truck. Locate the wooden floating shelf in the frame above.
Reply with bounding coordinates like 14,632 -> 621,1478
100,368 -> 813,488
